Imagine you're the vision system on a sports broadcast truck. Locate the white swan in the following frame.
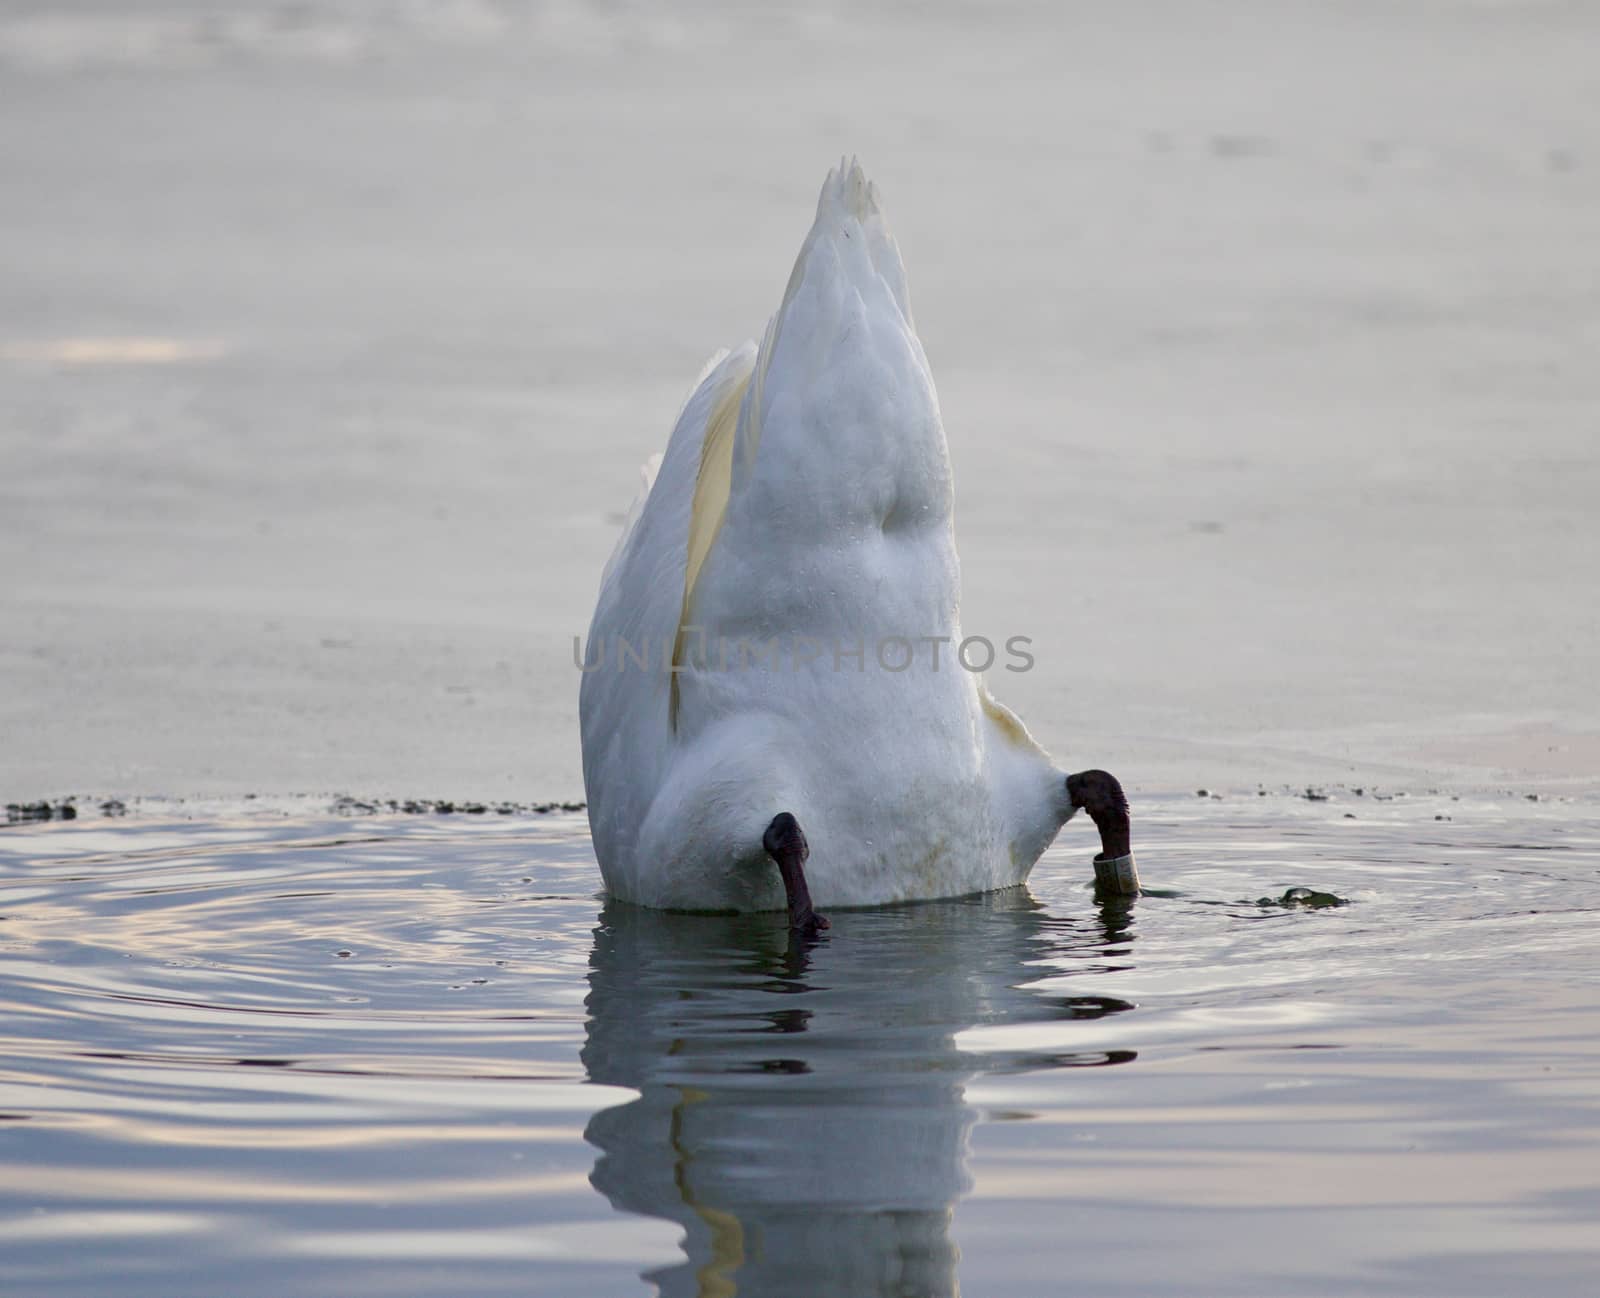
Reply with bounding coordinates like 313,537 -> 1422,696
580,160 -> 1129,929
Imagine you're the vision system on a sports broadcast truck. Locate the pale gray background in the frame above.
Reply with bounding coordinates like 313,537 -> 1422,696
3,0 -> 1597,802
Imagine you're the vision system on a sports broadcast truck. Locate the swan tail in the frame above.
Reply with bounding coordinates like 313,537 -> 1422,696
737,157 -> 914,475
788,156 -> 911,324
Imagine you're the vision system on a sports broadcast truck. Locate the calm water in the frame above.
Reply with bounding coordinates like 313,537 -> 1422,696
7,2 -> 1600,802
2,794 -> 1598,1295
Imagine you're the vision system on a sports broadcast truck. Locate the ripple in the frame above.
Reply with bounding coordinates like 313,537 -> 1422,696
1,797 -> 1598,1295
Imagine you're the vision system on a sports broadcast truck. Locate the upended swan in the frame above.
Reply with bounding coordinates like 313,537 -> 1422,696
579,159 -> 1132,932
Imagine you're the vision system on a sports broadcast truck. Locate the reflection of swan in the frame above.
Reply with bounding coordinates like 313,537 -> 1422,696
579,160 -> 1131,926
581,895 -> 1137,1297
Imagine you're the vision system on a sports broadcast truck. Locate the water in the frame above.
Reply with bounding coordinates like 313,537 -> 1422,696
5,1 -> 1600,801
3,794 -> 1597,1295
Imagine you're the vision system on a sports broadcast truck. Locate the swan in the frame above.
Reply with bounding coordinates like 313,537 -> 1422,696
579,159 -> 1132,931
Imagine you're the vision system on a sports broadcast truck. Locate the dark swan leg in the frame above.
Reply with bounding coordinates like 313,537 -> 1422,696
1066,769 -> 1131,857
1066,769 -> 1140,895
763,812 -> 830,936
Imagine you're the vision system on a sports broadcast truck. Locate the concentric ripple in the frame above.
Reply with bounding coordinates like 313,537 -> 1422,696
1,795 -> 1598,1297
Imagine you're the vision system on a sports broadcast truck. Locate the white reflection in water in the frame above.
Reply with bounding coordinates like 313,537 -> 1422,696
581,892 -> 1139,1298
0,1209 -> 212,1240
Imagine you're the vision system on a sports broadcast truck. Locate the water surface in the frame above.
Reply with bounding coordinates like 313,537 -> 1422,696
6,0 -> 1599,800
2,794 -> 1598,1295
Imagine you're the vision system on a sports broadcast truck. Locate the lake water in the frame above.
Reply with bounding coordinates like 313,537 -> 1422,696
3,793 -> 1597,1296
4,0 -> 1599,801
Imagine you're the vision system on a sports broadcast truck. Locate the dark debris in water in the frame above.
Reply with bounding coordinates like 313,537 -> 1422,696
5,800 -> 78,824
330,795 -> 585,817
5,794 -> 586,825
1196,784 -> 1562,807
1255,887 -> 1349,910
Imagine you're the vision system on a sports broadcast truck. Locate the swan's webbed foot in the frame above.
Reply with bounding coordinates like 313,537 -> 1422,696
763,811 -> 829,936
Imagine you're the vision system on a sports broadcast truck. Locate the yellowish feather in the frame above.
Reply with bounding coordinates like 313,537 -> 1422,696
980,685 -> 1046,754
670,370 -> 752,729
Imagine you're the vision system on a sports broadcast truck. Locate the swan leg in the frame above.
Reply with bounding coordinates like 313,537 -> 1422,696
1065,769 -> 1139,895
1065,769 -> 1131,858
762,812 -> 829,935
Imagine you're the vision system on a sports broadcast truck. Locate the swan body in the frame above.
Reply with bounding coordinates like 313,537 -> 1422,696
580,160 -> 1077,912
